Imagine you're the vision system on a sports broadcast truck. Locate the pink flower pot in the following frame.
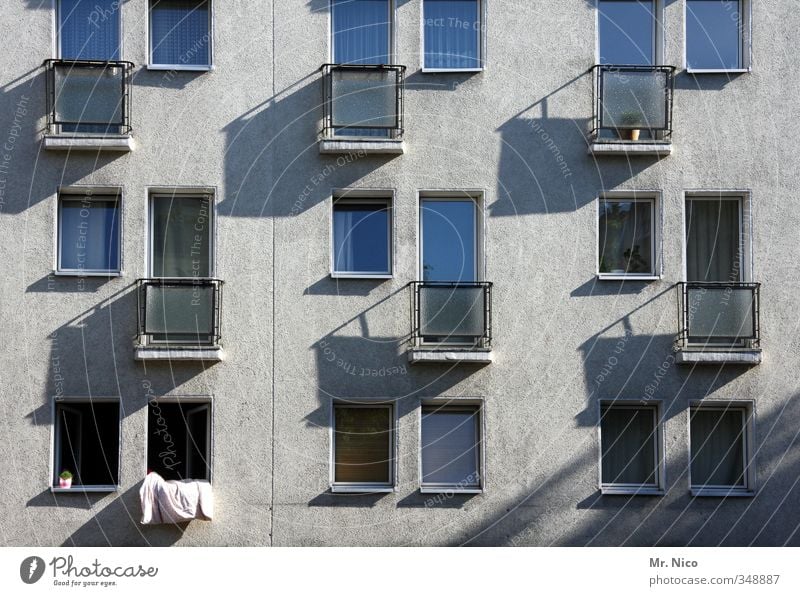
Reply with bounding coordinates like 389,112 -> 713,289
59,477 -> 72,489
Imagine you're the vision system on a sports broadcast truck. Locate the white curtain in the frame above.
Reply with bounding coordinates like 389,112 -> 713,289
151,0 -> 210,65
59,0 -> 120,60
332,0 -> 390,64
423,0 -> 480,69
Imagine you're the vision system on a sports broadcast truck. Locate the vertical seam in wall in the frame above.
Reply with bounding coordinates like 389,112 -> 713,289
269,0 -> 276,549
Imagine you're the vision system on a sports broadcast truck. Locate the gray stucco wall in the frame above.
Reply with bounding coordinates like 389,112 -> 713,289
1,0 -> 799,546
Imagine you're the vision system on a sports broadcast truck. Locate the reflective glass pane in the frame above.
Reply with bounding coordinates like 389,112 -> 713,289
150,0 -> 210,66
419,285 -> 485,338
59,0 -> 120,60
59,197 -> 120,271
600,70 -> 668,130
598,0 -> 655,65
598,200 -> 653,274
334,406 -> 391,484
331,69 -> 397,130
333,201 -> 390,274
687,286 -> 755,340
421,407 -> 480,486
685,199 -> 741,282
145,284 -> 214,335
332,0 -> 390,64
687,0 -> 742,70
421,199 -> 476,282
601,406 -> 657,485
424,0 -> 481,69
54,63 -> 124,127
690,409 -> 746,487
150,196 -> 212,278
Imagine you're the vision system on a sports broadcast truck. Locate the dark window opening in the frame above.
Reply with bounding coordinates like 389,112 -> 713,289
147,401 -> 211,481
54,401 -> 119,487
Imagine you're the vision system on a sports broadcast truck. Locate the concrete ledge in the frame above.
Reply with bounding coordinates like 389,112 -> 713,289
589,142 -> 672,157
408,349 -> 493,365
676,350 -> 762,365
134,346 -> 225,361
319,139 -> 404,155
44,134 -> 135,152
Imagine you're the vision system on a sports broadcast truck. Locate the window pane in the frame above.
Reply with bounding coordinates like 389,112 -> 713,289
421,199 -> 476,282
332,0 -> 390,64
685,199 -> 740,282
59,0 -> 120,60
690,409 -> 746,487
59,197 -> 120,271
601,406 -> 657,485
598,0 -> 655,65
334,406 -> 391,484
151,0 -> 210,66
598,200 -> 653,274
333,201 -> 390,274
55,402 -> 119,486
424,0 -> 480,69
687,0 -> 742,70
421,407 -> 480,486
151,196 -> 211,278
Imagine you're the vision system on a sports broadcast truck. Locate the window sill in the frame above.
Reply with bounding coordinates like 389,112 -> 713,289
330,485 -> 395,494
600,486 -> 665,496
146,64 -> 214,72
54,270 -> 122,278
420,67 -> 484,74
690,488 -> 755,498
319,138 -> 405,155
420,487 -> 483,494
589,141 -> 672,157
134,346 -> 225,362
676,349 -> 761,365
409,348 -> 492,365
44,134 -> 134,152
51,486 -> 118,494
686,68 -> 750,74
597,274 -> 661,282
330,273 -> 393,280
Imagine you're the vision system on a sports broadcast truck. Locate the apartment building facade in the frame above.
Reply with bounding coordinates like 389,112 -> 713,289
1,0 -> 798,546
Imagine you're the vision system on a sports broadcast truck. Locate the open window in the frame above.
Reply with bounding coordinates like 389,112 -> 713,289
147,400 -> 212,482
420,403 -> 483,493
331,402 -> 395,493
53,400 -> 120,491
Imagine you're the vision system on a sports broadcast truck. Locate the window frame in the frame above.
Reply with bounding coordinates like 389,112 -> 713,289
682,191 -> 752,284
55,0 -> 124,60
330,190 -> 394,279
596,192 -> 662,281
144,396 -> 214,484
147,0 -> 214,71
329,401 -> 396,493
329,0 -> 396,65
420,0 -> 486,73
55,187 -> 123,277
146,188 -> 216,279
418,399 -> 485,494
687,400 -> 755,497
50,397 -> 122,493
596,0 -> 665,65
684,0 -> 751,73
598,400 -> 665,496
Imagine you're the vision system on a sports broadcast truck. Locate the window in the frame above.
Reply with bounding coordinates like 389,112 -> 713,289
423,0 -> 483,71
420,404 -> 482,492
686,1 -> 749,71
598,0 -> 659,65
599,402 -> 663,494
598,196 -> 657,278
149,0 -> 211,68
53,400 -> 120,490
420,195 -> 480,282
332,403 -> 394,492
147,400 -> 211,481
149,193 -> 213,278
685,196 -> 744,283
332,0 -> 391,65
689,402 -> 754,496
58,0 -> 121,60
332,196 -> 392,277
57,192 -> 121,275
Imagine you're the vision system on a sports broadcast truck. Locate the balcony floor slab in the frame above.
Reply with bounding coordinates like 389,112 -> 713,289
408,349 -> 492,365
319,139 -> 404,155
589,142 -> 672,157
134,346 -> 225,362
676,349 -> 761,365
44,134 -> 135,152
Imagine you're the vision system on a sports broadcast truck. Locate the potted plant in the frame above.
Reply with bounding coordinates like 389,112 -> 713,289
59,470 -> 73,489
618,111 -> 643,141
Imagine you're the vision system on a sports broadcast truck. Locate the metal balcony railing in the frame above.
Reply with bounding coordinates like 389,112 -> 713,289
591,64 -> 676,142
44,59 -> 133,134
411,282 -> 493,349
676,282 -> 761,350
137,278 -> 223,347
321,63 -> 406,140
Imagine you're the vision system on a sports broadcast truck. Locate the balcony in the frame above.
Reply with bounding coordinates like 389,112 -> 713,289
319,64 -> 406,155
589,65 -> 675,157
675,282 -> 761,365
409,282 -> 493,365
44,59 -> 134,152
135,278 -> 224,361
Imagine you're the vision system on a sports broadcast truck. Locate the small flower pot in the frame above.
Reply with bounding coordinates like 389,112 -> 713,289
628,128 -> 640,141
59,477 -> 72,489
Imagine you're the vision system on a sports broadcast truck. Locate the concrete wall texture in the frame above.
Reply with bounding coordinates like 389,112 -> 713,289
1,0 -> 799,546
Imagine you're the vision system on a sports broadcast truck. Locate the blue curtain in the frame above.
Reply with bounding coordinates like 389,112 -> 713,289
60,198 -> 120,271
332,0 -> 390,64
151,0 -> 210,66
59,0 -> 120,60
424,0 -> 480,69
333,203 -> 390,273
598,0 -> 655,65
